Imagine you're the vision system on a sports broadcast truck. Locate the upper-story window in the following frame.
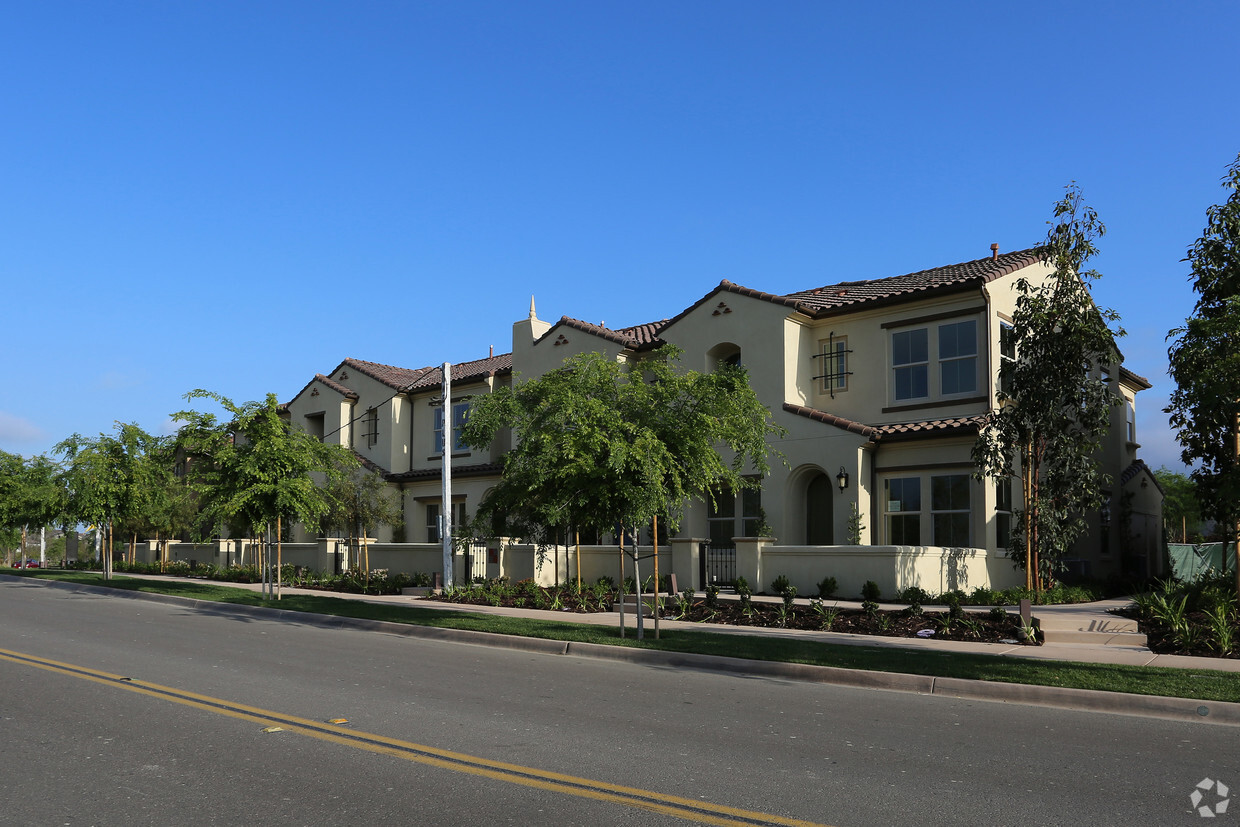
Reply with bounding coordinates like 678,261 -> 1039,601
999,322 -> 1016,396
938,320 -> 978,395
434,402 -> 471,454
1126,398 -> 1136,443
816,335 -> 850,396
891,318 -> 979,403
362,407 -> 379,448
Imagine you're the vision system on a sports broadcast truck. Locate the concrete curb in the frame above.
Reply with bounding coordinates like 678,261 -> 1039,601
9,574 -> 1240,726
929,677 -> 1240,726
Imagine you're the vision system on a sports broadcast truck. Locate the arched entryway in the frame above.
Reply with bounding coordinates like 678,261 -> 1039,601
806,473 -> 834,545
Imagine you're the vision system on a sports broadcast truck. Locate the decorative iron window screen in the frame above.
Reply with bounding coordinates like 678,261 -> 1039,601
812,332 -> 853,398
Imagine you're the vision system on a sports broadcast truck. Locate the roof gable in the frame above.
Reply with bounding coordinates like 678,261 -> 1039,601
660,249 -> 1044,338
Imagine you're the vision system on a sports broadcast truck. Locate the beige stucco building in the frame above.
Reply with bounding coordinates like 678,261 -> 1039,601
280,246 -> 1163,592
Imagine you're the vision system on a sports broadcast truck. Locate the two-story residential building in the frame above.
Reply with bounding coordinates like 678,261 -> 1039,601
280,245 -> 1163,591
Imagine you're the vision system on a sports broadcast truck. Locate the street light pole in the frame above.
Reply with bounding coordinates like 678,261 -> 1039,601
442,362 -> 453,590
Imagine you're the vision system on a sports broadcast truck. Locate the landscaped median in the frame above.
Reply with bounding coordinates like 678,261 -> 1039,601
7,569 -> 1240,707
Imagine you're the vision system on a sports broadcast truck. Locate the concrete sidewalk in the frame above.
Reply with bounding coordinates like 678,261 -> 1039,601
94,572 -> 1240,674
9,571 -> 1240,727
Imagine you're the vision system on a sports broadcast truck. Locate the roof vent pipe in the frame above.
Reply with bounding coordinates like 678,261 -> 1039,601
990,243 -> 999,261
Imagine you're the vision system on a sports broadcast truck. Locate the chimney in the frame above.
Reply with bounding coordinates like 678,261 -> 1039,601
489,344 -> 494,358
990,243 -> 999,261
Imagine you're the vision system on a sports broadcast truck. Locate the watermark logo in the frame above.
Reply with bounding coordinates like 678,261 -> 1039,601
1191,778 -> 1230,818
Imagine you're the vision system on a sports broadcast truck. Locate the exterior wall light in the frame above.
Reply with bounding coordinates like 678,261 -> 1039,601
837,466 -> 849,491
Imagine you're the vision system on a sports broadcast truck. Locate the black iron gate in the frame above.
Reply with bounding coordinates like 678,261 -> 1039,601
699,541 -> 736,588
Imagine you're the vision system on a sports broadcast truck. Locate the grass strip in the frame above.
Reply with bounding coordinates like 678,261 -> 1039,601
14,570 -> 1240,704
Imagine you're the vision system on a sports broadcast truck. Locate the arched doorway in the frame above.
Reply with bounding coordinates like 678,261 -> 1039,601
806,473 -> 834,545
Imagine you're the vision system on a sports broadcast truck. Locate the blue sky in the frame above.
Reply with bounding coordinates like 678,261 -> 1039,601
2,1 -> 1237,472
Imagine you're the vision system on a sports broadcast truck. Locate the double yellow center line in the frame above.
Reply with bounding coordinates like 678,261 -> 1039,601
1,646 -> 829,827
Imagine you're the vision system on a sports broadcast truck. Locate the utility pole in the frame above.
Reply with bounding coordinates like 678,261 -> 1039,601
442,362 -> 453,590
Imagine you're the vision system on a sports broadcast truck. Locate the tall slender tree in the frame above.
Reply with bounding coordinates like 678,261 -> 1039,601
1166,153 -> 1240,596
973,184 -> 1122,589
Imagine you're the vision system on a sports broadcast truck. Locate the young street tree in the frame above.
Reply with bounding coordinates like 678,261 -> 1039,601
56,423 -> 163,578
973,184 -> 1123,590
174,390 -> 357,593
322,465 -> 402,577
0,450 -> 66,566
1166,153 -> 1240,596
460,346 -> 783,598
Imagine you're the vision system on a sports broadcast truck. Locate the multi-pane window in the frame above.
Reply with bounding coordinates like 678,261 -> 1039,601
999,322 -> 1016,396
884,477 -> 921,544
362,407 -> 379,448
938,320 -> 978,396
995,477 -> 1013,549
433,402 -> 472,453
707,488 -> 736,548
891,319 -> 979,402
741,487 -> 763,537
931,474 -> 971,547
892,329 -> 929,401
706,483 -> 764,544
426,502 -> 467,543
1126,399 -> 1136,442
818,337 -> 849,395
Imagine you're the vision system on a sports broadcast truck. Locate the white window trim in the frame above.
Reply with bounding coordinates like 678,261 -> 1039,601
889,317 -> 982,405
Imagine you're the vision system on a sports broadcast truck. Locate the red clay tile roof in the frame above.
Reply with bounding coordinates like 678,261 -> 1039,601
540,317 -> 671,351
616,319 -> 671,349
315,373 -> 360,399
1119,366 -> 1152,390
341,358 -> 435,391
406,353 -> 513,391
872,415 -> 987,441
783,403 -> 986,442
782,403 -> 877,437
353,451 -> 388,475
285,372 -> 360,407
1121,459 -> 1162,493
783,249 -> 1043,315
388,461 -> 504,482
659,249 -> 1043,334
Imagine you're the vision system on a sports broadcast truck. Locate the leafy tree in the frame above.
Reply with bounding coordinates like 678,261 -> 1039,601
973,184 -> 1122,589
322,466 -> 402,575
0,451 -> 65,564
57,423 -> 164,578
1153,467 -> 1203,543
1166,153 -> 1240,595
174,391 -> 357,589
460,346 -> 783,591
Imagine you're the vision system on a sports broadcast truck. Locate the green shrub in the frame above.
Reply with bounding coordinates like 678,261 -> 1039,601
861,599 -> 880,616
816,576 -> 838,599
861,580 -> 881,602
735,576 -> 752,611
770,574 -> 791,594
897,586 -> 931,605
781,585 -> 797,609
968,586 -> 1000,605
705,584 -> 720,609
987,606 -> 1008,623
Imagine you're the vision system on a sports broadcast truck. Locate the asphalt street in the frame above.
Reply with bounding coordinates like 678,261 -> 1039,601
1,578 -> 1235,826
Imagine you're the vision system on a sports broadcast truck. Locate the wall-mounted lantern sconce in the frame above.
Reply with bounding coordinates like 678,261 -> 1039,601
837,466 -> 849,491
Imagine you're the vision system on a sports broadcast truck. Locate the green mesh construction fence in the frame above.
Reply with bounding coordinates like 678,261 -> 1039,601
1167,542 -> 1237,580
